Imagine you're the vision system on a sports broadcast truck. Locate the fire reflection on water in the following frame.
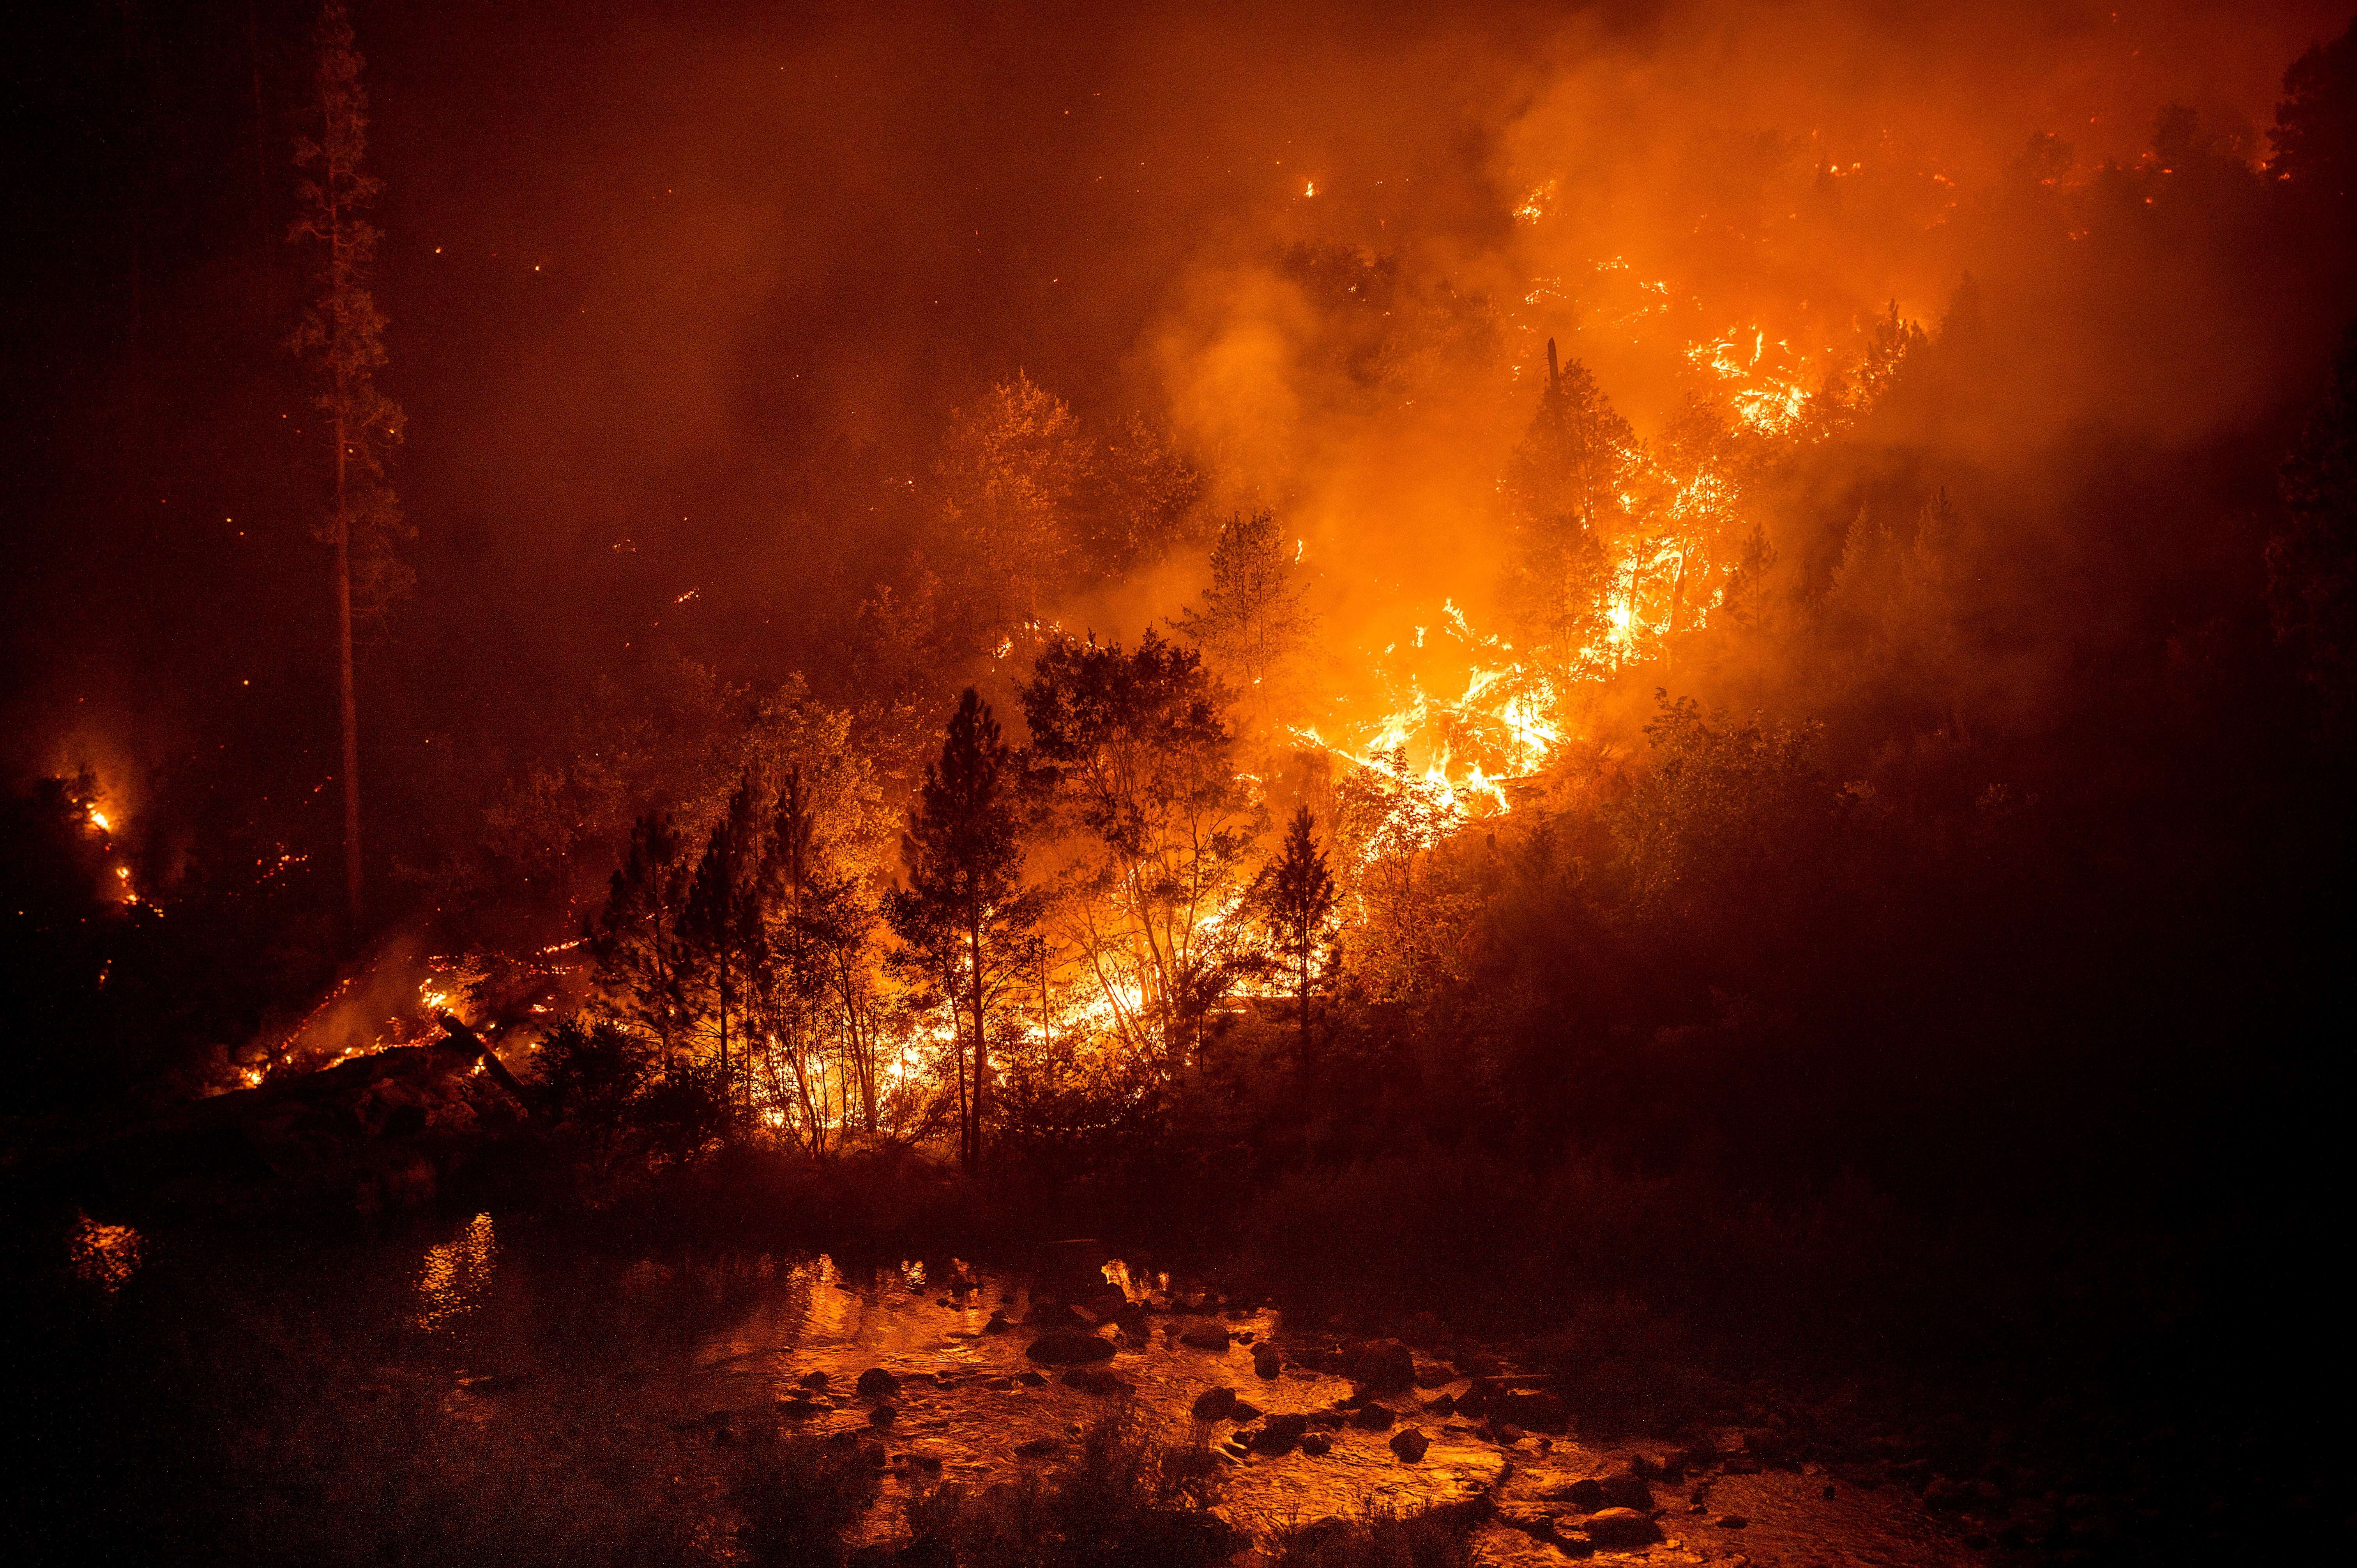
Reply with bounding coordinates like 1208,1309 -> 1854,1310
69,1211 -> 143,1293
414,1211 -> 498,1333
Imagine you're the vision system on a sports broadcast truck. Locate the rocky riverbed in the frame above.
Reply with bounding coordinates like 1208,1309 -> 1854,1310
164,1213 -> 1994,1566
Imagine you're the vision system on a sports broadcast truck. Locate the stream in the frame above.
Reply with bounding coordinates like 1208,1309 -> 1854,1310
53,1209 -> 1981,1566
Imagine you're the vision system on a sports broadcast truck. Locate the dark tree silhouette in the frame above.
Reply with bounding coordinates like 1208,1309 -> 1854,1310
884,689 -> 1037,1171
1255,805 -> 1337,1065
288,0 -> 406,927
589,813 -> 687,1070
2270,321 -> 2357,749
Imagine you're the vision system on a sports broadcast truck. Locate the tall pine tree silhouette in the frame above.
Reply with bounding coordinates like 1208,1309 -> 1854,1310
289,1 -> 406,927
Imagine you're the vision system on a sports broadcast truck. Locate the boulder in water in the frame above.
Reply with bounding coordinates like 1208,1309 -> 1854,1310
1251,1414 -> 1310,1454
1389,1426 -> 1431,1463
1352,1339 -> 1415,1391
1178,1323 -> 1232,1352
1585,1508 -> 1659,1547
1026,1330 -> 1115,1364
855,1367 -> 899,1397
1192,1387 -> 1238,1420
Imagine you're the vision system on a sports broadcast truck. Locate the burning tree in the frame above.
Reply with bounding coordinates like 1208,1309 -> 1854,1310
935,373 -> 1092,638
1502,342 -> 1639,677
1171,509 -> 1315,714
585,684 -> 894,1150
1023,631 -> 1262,1069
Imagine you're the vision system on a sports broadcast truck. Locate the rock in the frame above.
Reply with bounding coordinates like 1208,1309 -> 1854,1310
1455,1377 -> 1498,1415
1014,1437 -> 1064,1459
1066,1369 -> 1133,1396
1111,1301 -> 1150,1334
1027,1330 -> 1115,1364
1179,1324 -> 1232,1352
1412,1361 -> 1454,1389
777,1397 -> 820,1419
1599,1473 -> 1652,1510
1422,1393 -> 1458,1416
1252,1347 -> 1283,1379
1389,1426 -> 1431,1463
984,1312 -> 1011,1334
1351,1403 -> 1396,1430
1584,1509 -> 1659,1548
855,1368 -> 899,1397
1626,1443 -> 1689,1480
1453,1351 -> 1502,1378
1497,1504 -> 1563,1540
1193,1387 -> 1239,1420
1401,1310 -> 1447,1348
1353,1339 -> 1417,1392
1300,1432 -> 1332,1456
1715,1515 -> 1748,1529
797,1371 -> 830,1391
1548,1479 -> 1606,1512
1252,1414 -> 1311,1455
986,1376 -> 1016,1391
1026,1300 -> 1090,1330
1228,1399 -> 1262,1422
1016,1371 -> 1047,1386
1922,1475 -> 1967,1510
869,1406 -> 898,1427
1308,1410 -> 1346,1429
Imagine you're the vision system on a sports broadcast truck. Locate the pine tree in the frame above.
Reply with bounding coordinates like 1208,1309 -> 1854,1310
883,689 -> 1039,1171
289,1 -> 407,927
1256,805 -> 1336,1065
1171,509 -> 1314,704
1503,340 -> 1636,673
590,813 -> 687,1068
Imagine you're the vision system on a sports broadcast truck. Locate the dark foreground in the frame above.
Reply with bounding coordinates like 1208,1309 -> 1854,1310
6,1181 -> 2343,1568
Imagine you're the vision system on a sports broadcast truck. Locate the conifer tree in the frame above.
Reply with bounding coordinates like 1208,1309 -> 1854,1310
289,1 -> 407,926
1256,805 -> 1336,1063
883,689 -> 1038,1171
1171,509 -> 1314,703
590,812 -> 688,1069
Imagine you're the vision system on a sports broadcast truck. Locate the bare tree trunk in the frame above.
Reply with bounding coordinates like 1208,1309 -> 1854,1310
967,916 -> 987,1172
334,408 -> 361,927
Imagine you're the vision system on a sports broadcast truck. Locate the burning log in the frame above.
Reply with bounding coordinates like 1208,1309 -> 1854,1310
433,1012 -> 533,1115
